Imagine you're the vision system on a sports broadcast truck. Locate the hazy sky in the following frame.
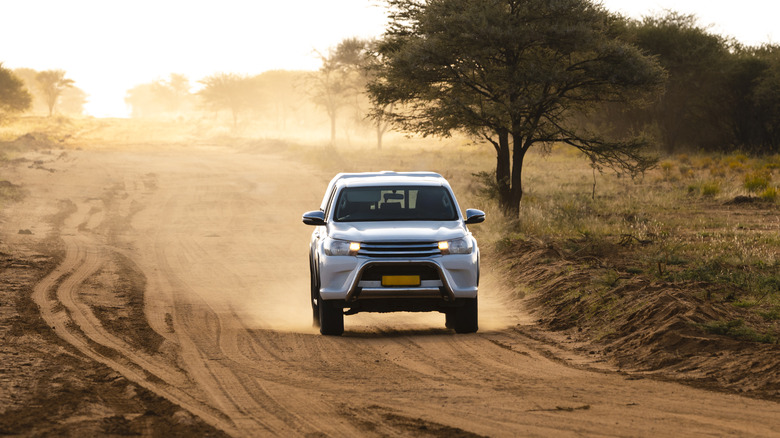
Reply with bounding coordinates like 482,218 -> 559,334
1,0 -> 777,117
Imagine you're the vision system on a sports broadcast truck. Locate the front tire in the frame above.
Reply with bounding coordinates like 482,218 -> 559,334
444,311 -> 454,329
452,298 -> 478,334
318,297 -> 344,336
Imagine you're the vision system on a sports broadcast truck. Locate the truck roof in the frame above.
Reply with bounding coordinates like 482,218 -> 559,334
319,171 -> 447,210
332,171 -> 442,182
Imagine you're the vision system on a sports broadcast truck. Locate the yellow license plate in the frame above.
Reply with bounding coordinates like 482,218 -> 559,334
382,275 -> 421,287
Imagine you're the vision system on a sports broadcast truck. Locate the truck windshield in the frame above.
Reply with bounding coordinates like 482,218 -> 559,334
333,186 -> 458,222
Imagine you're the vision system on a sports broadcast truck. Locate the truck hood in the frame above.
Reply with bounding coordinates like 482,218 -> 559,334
328,221 -> 467,242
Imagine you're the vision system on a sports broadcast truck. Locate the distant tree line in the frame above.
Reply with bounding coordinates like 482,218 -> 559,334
124,70 -> 325,135
597,11 -> 780,155
0,64 -> 85,119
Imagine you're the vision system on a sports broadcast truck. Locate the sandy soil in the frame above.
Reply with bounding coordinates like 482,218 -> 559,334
1,144 -> 778,437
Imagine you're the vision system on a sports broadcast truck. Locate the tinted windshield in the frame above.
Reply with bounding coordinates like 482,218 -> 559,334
333,186 -> 458,222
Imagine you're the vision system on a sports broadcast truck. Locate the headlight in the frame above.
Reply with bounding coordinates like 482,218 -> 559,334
439,237 -> 472,255
324,238 -> 360,256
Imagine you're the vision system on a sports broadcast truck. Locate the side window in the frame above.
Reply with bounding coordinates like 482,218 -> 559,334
320,182 -> 335,211
324,187 -> 339,218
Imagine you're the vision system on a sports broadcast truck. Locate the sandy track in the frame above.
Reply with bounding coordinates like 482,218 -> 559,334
19,146 -> 780,437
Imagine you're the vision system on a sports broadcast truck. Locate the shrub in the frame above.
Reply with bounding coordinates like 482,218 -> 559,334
701,180 -> 721,197
744,170 -> 772,194
760,186 -> 778,202
660,160 -> 674,179
700,319 -> 777,344
472,170 -> 499,200
709,165 -> 727,178
764,154 -> 780,169
695,156 -> 714,169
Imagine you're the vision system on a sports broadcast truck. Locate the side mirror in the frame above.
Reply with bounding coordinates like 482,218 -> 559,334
465,209 -> 485,224
302,210 -> 326,226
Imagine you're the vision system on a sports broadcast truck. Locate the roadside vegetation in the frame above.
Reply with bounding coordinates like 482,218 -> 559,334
289,138 -> 780,340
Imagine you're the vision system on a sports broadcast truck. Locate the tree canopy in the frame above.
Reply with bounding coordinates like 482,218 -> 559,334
10,68 -> 86,116
609,12 -> 780,155
310,37 -> 370,146
125,74 -> 194,118
0,63 -> 32,119
368,0 -> 666,215
35,69 -> 74,116
198,73 -> 263,129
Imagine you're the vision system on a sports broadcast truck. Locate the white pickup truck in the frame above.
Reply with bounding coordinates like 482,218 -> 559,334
302,171 -> 485,335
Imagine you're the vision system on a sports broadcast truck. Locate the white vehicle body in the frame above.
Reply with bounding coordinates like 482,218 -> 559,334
302,171 -> 484,335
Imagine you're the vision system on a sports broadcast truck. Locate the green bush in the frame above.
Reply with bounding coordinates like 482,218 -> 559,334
700,319 -> 777,343
701,180 -> 721,197
760,186 -> 778,201
744,170 -> 772,194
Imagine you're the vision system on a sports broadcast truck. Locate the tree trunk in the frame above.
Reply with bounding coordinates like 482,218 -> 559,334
495,129 -> 513,214
498,129 -> 528,218
509,140 -> 527,215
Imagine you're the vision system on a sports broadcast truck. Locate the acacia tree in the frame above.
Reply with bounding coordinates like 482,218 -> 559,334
325,37 -> 394,149
368,0 -> 666,215
0,63 -> 32,120
126,74 -> 194,118
360,40 -> 395,150
311,38 -> 367,146
198,73 -> 262,129
36,69 -> 74,116
58,86 -> 88,115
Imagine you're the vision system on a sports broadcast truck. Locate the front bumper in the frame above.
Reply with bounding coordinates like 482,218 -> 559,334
318,252 -> 479,302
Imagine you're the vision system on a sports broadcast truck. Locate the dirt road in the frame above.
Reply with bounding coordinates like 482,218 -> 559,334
2,145 -> 778,436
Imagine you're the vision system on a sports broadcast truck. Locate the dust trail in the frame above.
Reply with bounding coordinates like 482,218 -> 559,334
234,279 -> 318,334
477,268 -> 530,331
236,270 -> 521,334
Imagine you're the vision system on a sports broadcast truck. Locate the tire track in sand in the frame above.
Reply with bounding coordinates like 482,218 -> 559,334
144,191 -> 361,436
32,207 -> 240,436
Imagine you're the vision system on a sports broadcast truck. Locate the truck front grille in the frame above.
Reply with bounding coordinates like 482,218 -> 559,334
358,241 -> 440,258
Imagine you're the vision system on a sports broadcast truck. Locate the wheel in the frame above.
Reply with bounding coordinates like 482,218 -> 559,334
318,296 -> 344,336
452,298 -> 478,334
444,311 -> 454,329
310,258 -> 320,327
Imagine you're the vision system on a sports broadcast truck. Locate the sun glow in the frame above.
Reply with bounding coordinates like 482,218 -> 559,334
0,0 -> 388,117
1,0 -> 777,118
